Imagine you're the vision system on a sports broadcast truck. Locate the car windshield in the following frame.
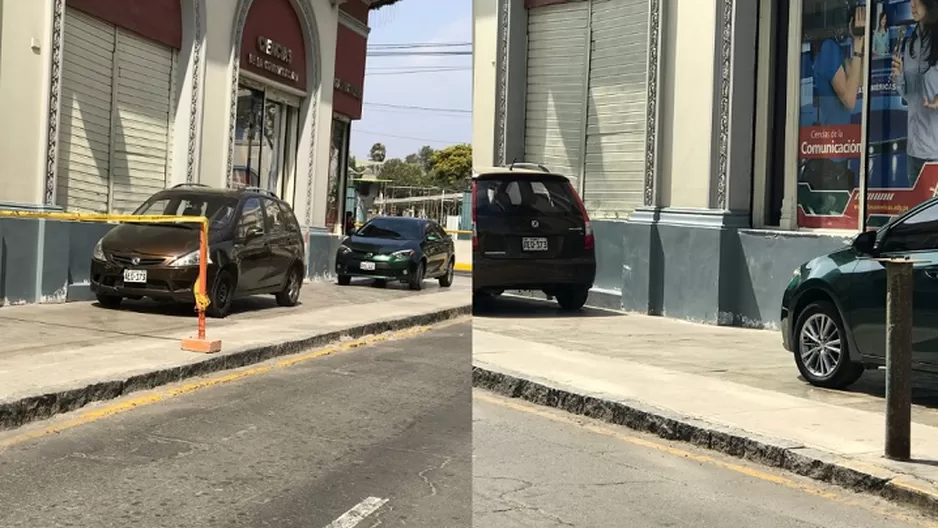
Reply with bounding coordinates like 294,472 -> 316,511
356,218 -> 423,240
474,177 -> 578,217
133,194 -> 238,229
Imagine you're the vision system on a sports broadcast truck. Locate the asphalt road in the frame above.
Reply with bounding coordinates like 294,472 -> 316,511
473,391 -> 938,528
0,320 -> 471,528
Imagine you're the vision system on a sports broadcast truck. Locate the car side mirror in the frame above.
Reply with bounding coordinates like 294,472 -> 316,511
427,234 -> 439,242
852,230 -> 877,256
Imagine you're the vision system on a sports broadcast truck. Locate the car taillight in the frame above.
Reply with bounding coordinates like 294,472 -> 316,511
567,182 -> 594,250
471,180 -> 479,251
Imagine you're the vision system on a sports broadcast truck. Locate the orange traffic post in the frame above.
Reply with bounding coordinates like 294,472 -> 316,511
181,218 -> 222,354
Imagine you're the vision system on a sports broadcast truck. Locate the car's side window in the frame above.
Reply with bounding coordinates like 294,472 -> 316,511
263,198 -> 285,234
882,202 -> 938,253
277,202 -> 301,234
237,198 -> 265,240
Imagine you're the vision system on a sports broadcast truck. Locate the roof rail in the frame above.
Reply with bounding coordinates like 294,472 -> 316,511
508,160 -> 550,173
241,186 -> 279,198
172,183 -> 211,189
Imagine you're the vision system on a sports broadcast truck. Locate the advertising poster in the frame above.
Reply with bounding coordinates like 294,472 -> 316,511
798,0 -> 938,229
864,0 -> 938,227
797,0 -> 868,229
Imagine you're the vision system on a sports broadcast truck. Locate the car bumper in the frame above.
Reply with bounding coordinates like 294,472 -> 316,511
335,256 -> 412,280
90,258 -> 213,302
473,254 -> 596,290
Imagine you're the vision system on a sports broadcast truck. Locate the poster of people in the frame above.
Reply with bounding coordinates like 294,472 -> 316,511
798,0 -> 938,229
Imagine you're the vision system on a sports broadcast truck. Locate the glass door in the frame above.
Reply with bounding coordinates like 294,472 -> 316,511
233,86 -> 265,188
261,99 -> 288,195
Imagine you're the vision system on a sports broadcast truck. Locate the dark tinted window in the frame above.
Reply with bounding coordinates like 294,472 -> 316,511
882,201 -> 938,252
237,197 -> 265,239
428,222 -> 447,239
357,217 -> 424,240
277,202 -> 301,233
263,198 -> 285,234
134,194 -> 237,229
474,178 -> 578,217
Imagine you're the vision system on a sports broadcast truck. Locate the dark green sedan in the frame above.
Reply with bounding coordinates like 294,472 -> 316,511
334,216 -> 456,291
782,199 -> 938,389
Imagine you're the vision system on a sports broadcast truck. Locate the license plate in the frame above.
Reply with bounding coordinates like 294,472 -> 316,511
123,269 -> 147,283
359,261 -> 376,271
522,237 -> 549,251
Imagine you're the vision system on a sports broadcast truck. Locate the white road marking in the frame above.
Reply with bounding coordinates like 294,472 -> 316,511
323,496 -> 389,528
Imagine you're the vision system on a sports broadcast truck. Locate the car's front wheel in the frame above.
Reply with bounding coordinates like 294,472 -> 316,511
793,300 -> 864,389
555,286 -> 590,311
337,275 -> 351,286
206,270 -> 235,319
408,261 -> 425,291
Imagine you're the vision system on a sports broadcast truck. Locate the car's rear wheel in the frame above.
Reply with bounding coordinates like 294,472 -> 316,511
409,261 -> 425,291
337,275 -> 351,286
276,266 -> 303,307
555,286 -> 590,311
793,301 -> 864,389
439,258 -> 455,288
95,294 -> 122,309
206,269 -> 235,319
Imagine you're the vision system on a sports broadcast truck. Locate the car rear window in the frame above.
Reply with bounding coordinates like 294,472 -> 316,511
357,217 -> 424,240
474,178 -> 578,217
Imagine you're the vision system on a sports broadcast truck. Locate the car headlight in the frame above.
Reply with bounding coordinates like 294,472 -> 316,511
169,250 -> 213,267
788,267 -> 802,288
338,245 -> 352,255
390,249 -> 414,260
92,238 -> 105,261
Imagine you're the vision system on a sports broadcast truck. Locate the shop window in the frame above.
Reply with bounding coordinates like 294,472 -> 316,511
326,118 -> 351,233
779,0 -> 938,231
232,82 -> 299,203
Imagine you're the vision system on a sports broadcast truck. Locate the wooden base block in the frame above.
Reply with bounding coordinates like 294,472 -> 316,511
181,337 -> 222,354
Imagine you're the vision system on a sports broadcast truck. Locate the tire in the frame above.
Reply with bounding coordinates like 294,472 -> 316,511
206,269 -> 235,319
372,279 -> 387,288
275,266 -> 303,307
95,294 -> 122,309
337,275 -> 351,286
409,261 -> 426,291
793,300 -> 864,389
438,258 -> 455,288
555,286 -> 590,311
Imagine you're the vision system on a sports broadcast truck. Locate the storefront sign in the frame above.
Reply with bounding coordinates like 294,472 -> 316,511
334,78 -> 362,99
247,36 -> 299,83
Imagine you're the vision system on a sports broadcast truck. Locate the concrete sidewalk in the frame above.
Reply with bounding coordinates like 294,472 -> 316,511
472,296 -> 938,515
0,279 -> 471,430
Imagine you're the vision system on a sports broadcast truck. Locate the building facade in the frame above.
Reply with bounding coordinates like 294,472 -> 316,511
0,0 -> 382,304
473,0 -> 909,328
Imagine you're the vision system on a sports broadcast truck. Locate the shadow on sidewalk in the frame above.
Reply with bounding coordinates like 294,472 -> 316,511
841,369 -> 938,409
472,294 -> 621,319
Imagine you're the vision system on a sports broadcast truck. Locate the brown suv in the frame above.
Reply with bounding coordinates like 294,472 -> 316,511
90,184 -> 307,318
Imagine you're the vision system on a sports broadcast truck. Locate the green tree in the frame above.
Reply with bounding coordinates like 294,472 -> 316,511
404,153 -> 420,165
369,142 -> 387,162
417,145 -> 436,174
348,155 -> 361,173
430,144 -> 472,190
379,158 -> 426,186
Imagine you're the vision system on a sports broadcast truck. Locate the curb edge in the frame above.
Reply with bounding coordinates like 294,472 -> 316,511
0,305 -> 471,432
472,366 -> 938,518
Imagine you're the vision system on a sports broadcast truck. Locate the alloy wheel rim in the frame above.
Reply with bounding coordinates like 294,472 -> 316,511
217,279 -> 230,308
448,260 -> 454,281
289,271 -> 300,300
799,313 -> 842,378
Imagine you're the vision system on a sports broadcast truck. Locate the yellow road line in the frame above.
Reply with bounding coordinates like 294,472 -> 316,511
0,323 -> 448,450
474,391 -> 938,527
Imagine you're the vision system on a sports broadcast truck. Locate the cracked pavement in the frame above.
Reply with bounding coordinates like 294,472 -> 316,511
472,391 -> 934,528
0,320 -> 471,528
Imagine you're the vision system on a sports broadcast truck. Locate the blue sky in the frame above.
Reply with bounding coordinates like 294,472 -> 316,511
351,0 -> 472,161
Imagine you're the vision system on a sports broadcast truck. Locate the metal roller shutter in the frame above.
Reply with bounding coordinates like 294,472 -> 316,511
583,0 -> 649,219
57,8 -> 175,214
523,2 -> 589,190
57,9 -> 114,212
111,30 -> 175,214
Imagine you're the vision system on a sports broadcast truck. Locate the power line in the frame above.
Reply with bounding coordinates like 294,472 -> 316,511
368,41 -> 471,49
367,51 -> 473,57
366,67 -> 471,76
364,102 -> 471,113
354,129 -> 467,145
